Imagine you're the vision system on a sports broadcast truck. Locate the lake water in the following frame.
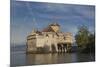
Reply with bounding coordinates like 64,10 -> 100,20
11,51 -> 95,67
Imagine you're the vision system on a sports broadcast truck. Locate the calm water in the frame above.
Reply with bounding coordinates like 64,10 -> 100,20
11,51 -> 95,67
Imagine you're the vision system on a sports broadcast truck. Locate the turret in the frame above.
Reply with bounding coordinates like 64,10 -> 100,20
49,23 -> 60,32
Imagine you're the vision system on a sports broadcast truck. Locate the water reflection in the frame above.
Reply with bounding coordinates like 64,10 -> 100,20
26,53 -> 94,65
11,52 -> 95,66
26,53 -> 72,65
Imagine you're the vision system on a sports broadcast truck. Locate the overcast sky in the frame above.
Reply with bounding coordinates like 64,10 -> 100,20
11,0 -> 95,45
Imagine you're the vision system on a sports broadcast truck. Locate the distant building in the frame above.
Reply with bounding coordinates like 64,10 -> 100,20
26,23 -> 73,53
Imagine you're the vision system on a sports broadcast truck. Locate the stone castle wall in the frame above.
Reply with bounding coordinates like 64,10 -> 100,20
27,23 -> 73,53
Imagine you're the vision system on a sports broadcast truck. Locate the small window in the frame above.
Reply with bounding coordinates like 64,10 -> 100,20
64,37 -> 66,40
46,34 -> 49,37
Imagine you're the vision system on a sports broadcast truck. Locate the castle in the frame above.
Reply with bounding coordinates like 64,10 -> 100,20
26,23 -> 73,53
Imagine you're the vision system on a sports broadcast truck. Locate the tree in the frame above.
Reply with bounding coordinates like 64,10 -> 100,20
75,25 -> 95,53
75,25 -> 89,49
85,33 -> 95,53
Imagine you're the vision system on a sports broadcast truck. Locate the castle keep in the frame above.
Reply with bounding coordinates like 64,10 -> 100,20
26,23 -> 73,53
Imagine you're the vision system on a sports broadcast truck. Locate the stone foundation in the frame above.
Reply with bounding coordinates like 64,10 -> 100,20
26,43 -> 72,53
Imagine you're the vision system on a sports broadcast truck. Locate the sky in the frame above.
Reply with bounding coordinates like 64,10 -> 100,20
11,0 -> 95,45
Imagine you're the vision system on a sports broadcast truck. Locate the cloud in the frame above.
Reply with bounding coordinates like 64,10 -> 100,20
11,1 -> 95,45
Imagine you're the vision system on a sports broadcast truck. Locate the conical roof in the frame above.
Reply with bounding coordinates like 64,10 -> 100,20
29,29 -> 37,35
49,22 -> 60,26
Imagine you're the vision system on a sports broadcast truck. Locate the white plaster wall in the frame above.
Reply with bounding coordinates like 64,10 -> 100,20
36,35 -> 45,47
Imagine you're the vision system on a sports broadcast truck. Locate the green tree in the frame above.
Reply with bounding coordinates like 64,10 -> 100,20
75,25 -> 89,49
85,33 -> 95,53
75,25 -> 95,53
